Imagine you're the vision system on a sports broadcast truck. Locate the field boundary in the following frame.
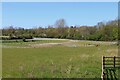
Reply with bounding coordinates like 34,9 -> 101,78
101,56 -> 120,80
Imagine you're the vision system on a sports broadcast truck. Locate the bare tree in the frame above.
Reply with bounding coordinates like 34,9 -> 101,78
54,19 -> 66,28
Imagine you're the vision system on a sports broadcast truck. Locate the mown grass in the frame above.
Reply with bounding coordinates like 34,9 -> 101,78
2,40 -> 118,78
2,40 -> 68,47
2,39 -> 68,43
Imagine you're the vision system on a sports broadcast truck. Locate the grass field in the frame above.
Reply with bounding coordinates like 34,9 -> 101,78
2,39 -> 118,78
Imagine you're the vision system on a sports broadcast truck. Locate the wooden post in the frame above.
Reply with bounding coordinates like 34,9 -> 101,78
103,56 -> 105,69
114,56 -> 115,68
102,56 -> 105,80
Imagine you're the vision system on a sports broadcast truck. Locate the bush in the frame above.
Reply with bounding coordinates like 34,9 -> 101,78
22,38 -> 27,42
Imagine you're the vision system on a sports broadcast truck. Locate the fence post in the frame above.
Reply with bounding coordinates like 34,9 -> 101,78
102,56 -> 105,80
114,56 -> 115,68
103,56 -> 105,69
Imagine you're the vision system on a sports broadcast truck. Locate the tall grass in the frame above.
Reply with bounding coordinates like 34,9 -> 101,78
2,41 -> 118,78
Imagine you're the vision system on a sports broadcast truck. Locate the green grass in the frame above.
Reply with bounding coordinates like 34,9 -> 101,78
2,40 -> 118,78
2,40 -> 68,47
2,39 -> 68,43
0,45 -> 1,78
0,36 -> 9,38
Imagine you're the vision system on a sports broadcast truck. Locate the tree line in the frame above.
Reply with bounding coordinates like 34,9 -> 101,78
1,19 -> 119,41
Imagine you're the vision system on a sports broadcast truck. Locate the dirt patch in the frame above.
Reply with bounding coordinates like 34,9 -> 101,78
28,43 -> 62,48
